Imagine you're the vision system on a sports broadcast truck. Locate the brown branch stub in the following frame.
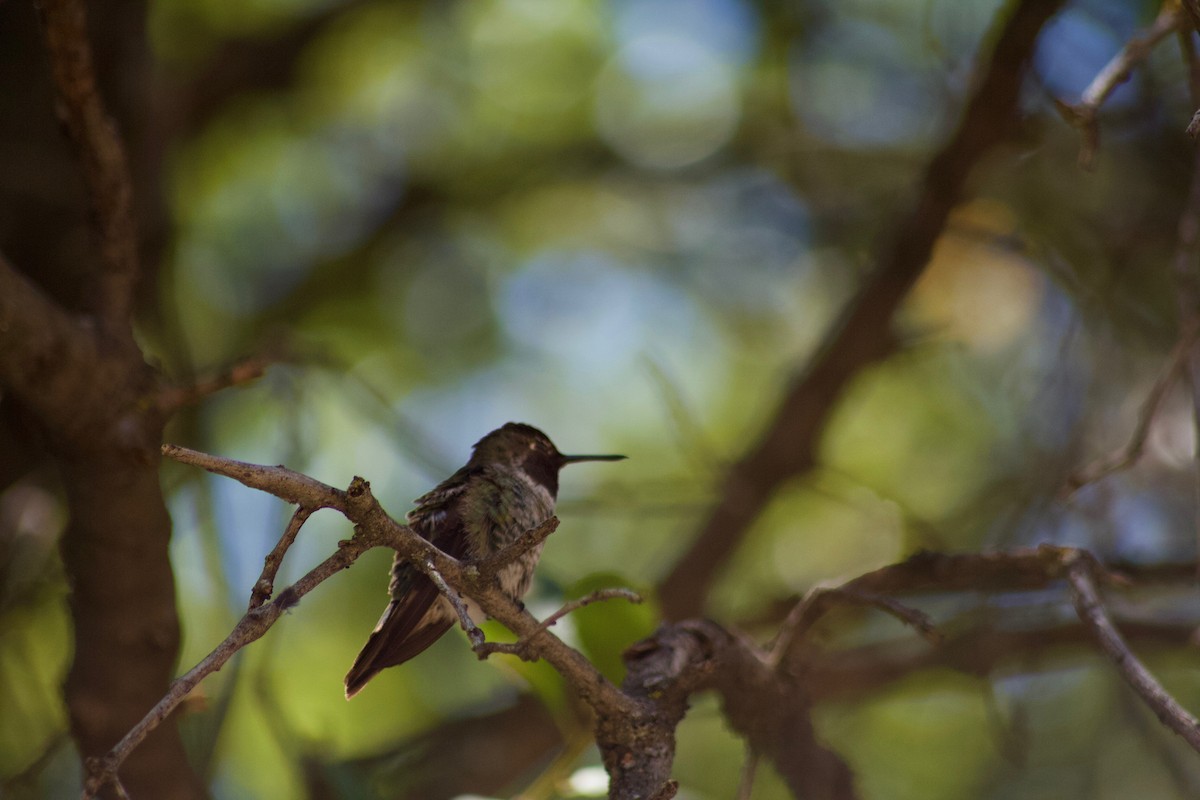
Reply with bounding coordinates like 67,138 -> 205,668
38,0 -> 140,336
657,0 -> 1068,621
1063,551 -> 1200,753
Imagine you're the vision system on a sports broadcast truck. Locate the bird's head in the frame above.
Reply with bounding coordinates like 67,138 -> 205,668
469,422 -> 625,495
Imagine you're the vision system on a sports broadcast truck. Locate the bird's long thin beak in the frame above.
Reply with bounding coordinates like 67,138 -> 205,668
560,453 -> 627,464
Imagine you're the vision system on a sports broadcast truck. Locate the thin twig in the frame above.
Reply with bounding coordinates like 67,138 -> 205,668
250,507 -> 312,610
657,0 -> 1068,620
424,558 -> 485,646
734,748 -> 760,800
476,588 -> 642,659
1184,0 -> 1200,136
1055,5 -> 1184,168
37,0 -> 140,335
159,355 -> 273,413
770,586 -> 940,671
162,443 -> 346,510
1063,552 -> 1200,753
1063,325 -> 1200,496
82,510 -> 382,798
473,516 -> 560,579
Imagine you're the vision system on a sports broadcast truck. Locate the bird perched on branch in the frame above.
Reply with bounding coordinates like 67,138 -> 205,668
345,422 -> 625,698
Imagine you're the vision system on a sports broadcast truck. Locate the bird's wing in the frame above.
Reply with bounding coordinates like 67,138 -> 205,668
344,474 -> 477,698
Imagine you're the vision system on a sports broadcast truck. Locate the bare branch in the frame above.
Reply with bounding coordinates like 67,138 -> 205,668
770,586 -> 940,670
624,620 -> 860,800
1063,325 -> 1200,494
162,443 -> 346,510
38,0 -> 140,335
424,558 -> 486,647
0,252 -> 99,440
734,749 -> 759,800
1169,45 -> 1200,577
100,447 -> 634,793
1055,5 -> 1185,168
249,506 -> 311,609
658,0 -> 1068,620
1063,552 -> 1200,753
473,516 -> 560,579
158,355 -> 273,414
476,588 -> 643,660
82,502 -> 385,798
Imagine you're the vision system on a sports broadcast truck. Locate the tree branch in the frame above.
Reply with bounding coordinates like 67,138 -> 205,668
38,0 -> 140,337
476,589 -> 643,660
0,251 -> 99,441
1170,37 -> 1200,576
657,0 -> 1068,620
161,443 -> 347,510
157,355 -> 273,414
770,586 -> 940,670
148,446 -> 646,793
1063,324 -> 1200,495
82,497 -> 379,799
1054,4 -> 1185,168
249,506 -> 311,609
474,516 -> 560,579
624,620 -> 859,800
1063,552 -> 1200,753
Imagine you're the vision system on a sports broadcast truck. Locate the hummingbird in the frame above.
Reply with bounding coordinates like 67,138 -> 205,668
345,422 -> 625,698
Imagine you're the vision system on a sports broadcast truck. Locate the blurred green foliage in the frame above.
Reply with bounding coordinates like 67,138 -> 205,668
4,0 -> 1200,797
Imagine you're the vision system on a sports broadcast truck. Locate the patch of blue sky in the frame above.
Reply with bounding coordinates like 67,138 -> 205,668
1035,5 -> 1142,108
789,19 -> 942,149
609,0 -> 760,67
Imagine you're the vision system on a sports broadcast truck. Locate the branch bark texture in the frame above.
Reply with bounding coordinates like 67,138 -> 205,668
0,2 -> 201,796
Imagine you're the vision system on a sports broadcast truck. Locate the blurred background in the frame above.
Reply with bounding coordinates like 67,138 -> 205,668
4,0 -> 1200,797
